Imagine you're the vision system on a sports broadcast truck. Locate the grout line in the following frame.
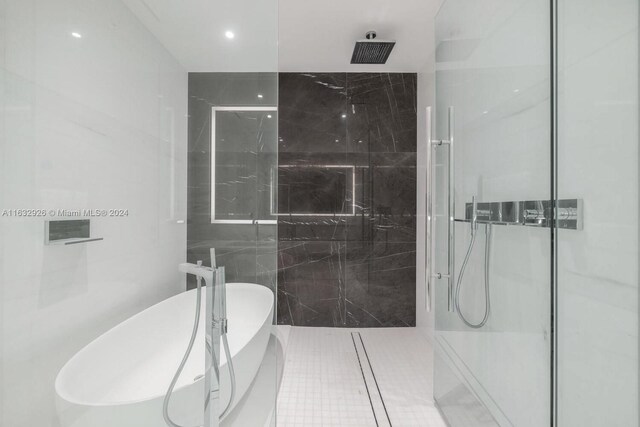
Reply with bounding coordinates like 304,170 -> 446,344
351,332 -> 380,427
357,333 -> 393,426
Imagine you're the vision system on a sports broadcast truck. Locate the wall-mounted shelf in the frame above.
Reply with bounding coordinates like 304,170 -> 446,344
47,237 -> 104,246
457,199 -> 583,230
45,219 -> 104,245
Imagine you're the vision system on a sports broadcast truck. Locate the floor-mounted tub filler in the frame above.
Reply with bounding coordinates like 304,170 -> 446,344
54,283 -> 274,427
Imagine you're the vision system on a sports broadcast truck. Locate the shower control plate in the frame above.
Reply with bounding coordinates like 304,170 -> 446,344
461,199 -> 583,230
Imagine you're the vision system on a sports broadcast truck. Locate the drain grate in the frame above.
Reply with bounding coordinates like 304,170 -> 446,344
351,332 -> 393,427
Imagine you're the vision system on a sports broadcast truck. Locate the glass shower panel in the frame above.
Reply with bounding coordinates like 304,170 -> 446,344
556,0 -> 638,425
0,0 -> 279,426
189,73 -> 279,426
433,0 -> 552,426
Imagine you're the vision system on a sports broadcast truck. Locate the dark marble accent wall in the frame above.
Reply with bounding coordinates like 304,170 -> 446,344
277,73 -> 417,327
187,73 -> 278,293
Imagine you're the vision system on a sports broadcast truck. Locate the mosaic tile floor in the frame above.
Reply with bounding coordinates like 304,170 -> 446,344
277,327 -> 447,427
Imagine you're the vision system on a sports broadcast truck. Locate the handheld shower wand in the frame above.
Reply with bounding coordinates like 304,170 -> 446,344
454,196 -> 492,329
163,261 -> 207,427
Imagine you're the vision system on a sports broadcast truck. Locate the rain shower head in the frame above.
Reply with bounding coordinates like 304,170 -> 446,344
350,31 -> 396,65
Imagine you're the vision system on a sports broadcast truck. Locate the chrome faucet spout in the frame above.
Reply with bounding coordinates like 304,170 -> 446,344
179,262 -> 214,285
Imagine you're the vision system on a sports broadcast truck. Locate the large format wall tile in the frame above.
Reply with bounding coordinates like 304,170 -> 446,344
277,73 -> 417,327
188,72 -> 417,327
277,240 -> 347,326
278,73 -> 347,153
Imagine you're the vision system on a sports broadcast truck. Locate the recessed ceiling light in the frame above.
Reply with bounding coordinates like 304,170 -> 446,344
341,114 -> 347,118
267,114 -> 272,119
225,31 -> 235,39
71,32 -> 82,38
257,94 -> 263,99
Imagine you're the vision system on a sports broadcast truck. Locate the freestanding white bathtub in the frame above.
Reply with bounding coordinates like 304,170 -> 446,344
55,283 -> 274,427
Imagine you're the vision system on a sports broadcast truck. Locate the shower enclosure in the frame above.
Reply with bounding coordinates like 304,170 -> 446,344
430,0 -> 638,426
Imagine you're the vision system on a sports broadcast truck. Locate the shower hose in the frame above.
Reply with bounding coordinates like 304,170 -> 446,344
454,223 -> 492,329
163,274 -> 236,427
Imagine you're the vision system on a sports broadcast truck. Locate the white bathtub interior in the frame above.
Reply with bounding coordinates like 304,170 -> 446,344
55,283 -> 276,426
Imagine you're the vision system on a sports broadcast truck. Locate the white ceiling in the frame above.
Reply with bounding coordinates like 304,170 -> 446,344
123,0 -> 443,73
122,0 -> 279,72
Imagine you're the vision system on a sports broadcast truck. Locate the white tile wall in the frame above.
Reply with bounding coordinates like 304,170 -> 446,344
557,0 -> 638,425
0,1 -> 188,425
